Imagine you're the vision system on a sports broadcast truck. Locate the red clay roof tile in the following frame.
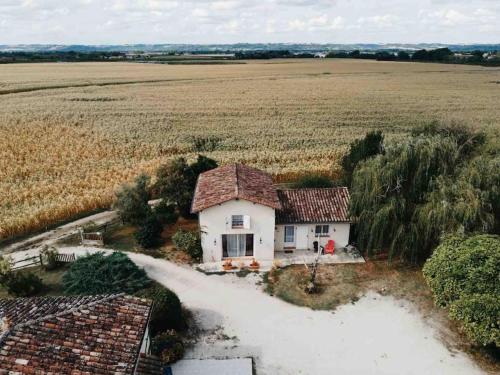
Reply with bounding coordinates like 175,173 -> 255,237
0,294 -> 151,374
191,164 -> 281,213
276,188 -> 350,224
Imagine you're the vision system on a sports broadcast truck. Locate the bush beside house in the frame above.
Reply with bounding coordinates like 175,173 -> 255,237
172,229 -> 202,260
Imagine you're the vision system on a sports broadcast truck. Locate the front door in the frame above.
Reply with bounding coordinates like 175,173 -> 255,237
284,226 -> 295,248
296,226 -> 309,249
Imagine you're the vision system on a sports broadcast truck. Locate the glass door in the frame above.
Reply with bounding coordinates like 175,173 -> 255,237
284,226 -> 295,247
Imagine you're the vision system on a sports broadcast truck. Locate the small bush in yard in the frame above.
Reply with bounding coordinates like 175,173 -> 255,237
40,245 -> 59,270
423,234 -> 500,347
135,213 -> 163,249
151,330 -> 184,364
137,285 -> 185,336
449,294 -> 499,347
3,272 -> 44,297
172,229 -> 202,260
0,255 -> 12,278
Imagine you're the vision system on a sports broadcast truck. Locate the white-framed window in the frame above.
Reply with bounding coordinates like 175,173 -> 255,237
284,226 -> 295,243
232,215 -> 244,228
315,225 -> 329,237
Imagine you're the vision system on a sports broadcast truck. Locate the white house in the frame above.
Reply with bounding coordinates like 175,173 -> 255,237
191,164 -> 351,263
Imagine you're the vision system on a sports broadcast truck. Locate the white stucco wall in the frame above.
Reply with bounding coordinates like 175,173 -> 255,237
198,199 -> 276,263
275,223 -> 350,251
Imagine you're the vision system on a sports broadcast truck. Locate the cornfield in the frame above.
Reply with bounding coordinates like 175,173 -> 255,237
1,59 -> 499,241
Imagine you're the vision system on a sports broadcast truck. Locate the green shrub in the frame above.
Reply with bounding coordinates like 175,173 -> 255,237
137,285 -> 185,336
63,252 -> 151,295
0,255 -> 12,278
450,294 -> 499,347
151,330 -> 184,364
423,234 -> 500,346
3,272 -> 44,297
172,229 -> 202,260
154,201 -> 178,224
292,174 -> 334,189
40,245 -> 59,270
135,213 -> 163,249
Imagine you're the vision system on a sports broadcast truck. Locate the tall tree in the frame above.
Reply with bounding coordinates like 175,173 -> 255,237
155,158 -> 194,217
340,130 -> 384,187
155,155 -> 218,218
349,124 -> 490,262
113,174 -> 152,225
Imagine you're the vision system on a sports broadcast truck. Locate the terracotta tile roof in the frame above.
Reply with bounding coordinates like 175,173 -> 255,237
191,164 -> 281,213
276,188 -> 350,224
0,294 -> 151,375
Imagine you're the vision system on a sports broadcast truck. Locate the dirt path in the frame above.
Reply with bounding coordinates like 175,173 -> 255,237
9,246 -> 484,375
1,200 -> 160,254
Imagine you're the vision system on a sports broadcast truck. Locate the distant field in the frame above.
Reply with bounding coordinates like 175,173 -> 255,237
1,59 -> 499,241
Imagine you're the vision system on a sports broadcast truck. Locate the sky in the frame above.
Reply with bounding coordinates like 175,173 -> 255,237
1,0 -> 499,45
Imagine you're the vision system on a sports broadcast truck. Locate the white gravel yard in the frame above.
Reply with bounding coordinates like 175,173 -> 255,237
10,247 -> 484,375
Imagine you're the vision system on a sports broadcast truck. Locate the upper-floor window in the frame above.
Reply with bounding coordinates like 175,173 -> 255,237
315,225 -> 329,236
232,215 -> 244,228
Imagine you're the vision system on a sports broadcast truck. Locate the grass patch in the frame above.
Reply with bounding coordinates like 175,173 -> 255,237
265,261 -> 434,312
0,265 -> 69,298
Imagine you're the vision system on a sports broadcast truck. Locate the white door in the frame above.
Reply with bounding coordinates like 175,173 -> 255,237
283,226 -> 295,248
296,226 -> 309,249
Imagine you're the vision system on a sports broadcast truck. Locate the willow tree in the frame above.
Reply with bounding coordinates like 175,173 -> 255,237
349,125 -> 492,262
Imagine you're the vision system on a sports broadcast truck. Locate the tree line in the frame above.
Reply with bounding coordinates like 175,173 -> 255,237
327,48 -> 500,66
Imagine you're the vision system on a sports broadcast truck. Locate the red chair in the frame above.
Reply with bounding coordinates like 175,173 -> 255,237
324,240 -> 335,255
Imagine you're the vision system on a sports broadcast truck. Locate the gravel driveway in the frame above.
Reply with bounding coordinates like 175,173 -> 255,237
10,247 -> 484,375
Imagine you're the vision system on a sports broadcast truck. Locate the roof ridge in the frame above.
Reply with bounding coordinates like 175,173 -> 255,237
0,293 -> 124,344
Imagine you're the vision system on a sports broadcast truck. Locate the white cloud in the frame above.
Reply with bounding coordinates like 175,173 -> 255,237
425,9 -> 472,26
1,0 -> 499,44
358,14 -> 400,28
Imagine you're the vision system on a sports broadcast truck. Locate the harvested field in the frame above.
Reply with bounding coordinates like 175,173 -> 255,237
1,59 -> 500,240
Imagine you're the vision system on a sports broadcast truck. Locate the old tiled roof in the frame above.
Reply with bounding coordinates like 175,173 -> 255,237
191,164 -> 281,213
276,188 -> 350,224
136,353 -> 163,375
0,294 -> 152,374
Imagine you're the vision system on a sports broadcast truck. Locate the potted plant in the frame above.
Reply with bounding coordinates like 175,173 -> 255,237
249,258 -> 260,271
222,258 -> 234,271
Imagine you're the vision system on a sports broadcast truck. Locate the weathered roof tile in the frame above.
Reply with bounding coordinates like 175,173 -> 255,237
0,294 -> 151,374
191,164 -> 281,212
276,188 -> 350,224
